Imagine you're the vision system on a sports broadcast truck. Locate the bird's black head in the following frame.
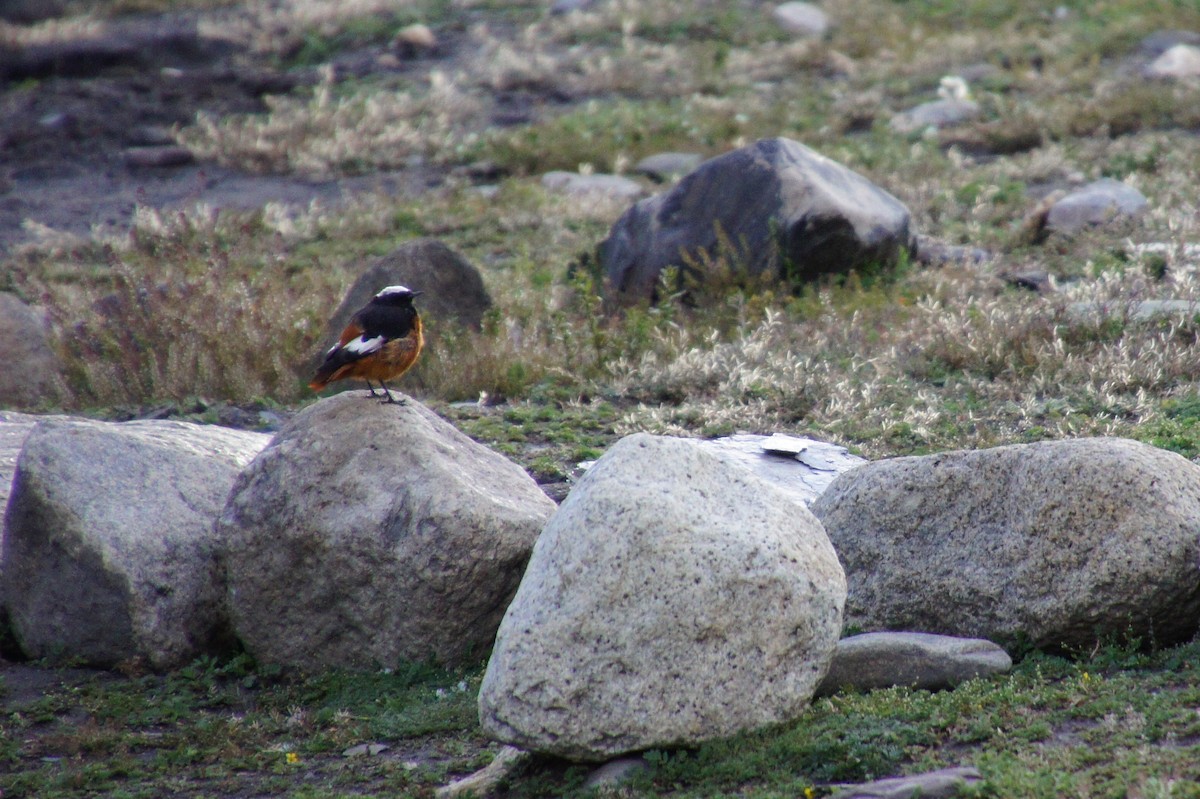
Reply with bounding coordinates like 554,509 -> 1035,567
371,285 -> 422,306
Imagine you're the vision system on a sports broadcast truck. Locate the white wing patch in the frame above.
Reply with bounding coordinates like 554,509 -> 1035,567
344,334 -> 385,355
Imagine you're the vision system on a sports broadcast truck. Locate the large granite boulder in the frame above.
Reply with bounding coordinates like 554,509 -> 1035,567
479,433 -> 846,761
598,137 -> 915,302
811,438 -> 1200,651
3,419 -> 269,670
219,393 -> 555,671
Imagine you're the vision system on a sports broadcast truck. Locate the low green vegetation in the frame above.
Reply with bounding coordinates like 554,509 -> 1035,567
7,0 -> 1200,795
6,642 -> 1200,798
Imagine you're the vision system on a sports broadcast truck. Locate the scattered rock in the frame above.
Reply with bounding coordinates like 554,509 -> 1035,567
694,433 -> 866,506
1144,43 -> 1200,79
124,145 -> 196,168
1000,269 -> 1056,292
890,98 -> 980,134
1137,30 -> 1200,59
1043,178 -> 1148,235
584,756 -> 649,790
830,766 -> 983,799
634,152 -> 704,183
811,438 -> 1200,651
772,2 -> 830,38
220,393 -> 556,671
342,743 -> 390,757
479,433 -> 846,761
598,137 -> 915,302
549,0 -> 599,14
1066,299 -> 1198,323
308,238 -> 493,375
541,171 -> 646,201
436,746 -> 531,799
0,293 -> 63,409
913,234 -> 992,266
816,632 -> 1012,696
395,23 -> 438,55
3,419 -> 269,670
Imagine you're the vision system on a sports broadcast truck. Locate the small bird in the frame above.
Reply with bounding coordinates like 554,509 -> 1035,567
309,285 -> 424,404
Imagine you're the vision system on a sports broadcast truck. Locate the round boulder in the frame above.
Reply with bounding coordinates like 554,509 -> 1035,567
219,393 -> 556,671
811,438 -> 1200,651
479,433 -> 846,761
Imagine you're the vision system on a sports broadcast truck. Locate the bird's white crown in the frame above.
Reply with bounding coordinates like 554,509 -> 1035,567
375,285 -> 413,298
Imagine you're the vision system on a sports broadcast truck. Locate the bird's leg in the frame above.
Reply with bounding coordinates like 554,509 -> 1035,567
364,380 -> 380,397
379,381 -> 405,405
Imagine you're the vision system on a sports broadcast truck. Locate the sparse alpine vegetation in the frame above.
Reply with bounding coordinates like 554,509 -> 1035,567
6,0 -> 1200,795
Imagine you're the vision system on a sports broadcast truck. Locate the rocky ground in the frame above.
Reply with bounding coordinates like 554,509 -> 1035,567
0,5 -> 459,254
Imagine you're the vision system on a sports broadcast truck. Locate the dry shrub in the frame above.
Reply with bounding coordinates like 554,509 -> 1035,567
23,206 -> 334,407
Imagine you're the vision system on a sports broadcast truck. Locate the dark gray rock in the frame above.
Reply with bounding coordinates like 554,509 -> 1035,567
812,438 -> 1200,651
598,137 -> 915,302
817,632 -> 1012,695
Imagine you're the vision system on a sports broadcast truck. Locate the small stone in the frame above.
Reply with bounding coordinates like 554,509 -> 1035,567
584,756 -> 649,789
550,0 -> 598,14
772,2 -> 830,37
124,146 -> 195,168
1044,178 -> 1147,234
342,743 -> 390,757
816,632 -> 1012,696
634,152 -> 703,183
541,171 -> 645,201
1144,43 -> 1200,79
395,23 -> 437,51
890,99 -> 980,134
761,433 -> 809,456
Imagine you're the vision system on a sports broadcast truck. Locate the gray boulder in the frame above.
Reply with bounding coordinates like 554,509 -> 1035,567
598,137 -> 915,302
816,632 -> 1012,696
811,438 -> 1200,651
3,419 -> 269,670
479,433 -> 846,761
1044,178 -> 1148,234
220,393 -> 555,671
0,293 -> 63,409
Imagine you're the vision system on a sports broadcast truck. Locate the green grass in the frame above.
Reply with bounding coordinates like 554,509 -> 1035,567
8,0 -> 1200,795
8,643 -> 1200,797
